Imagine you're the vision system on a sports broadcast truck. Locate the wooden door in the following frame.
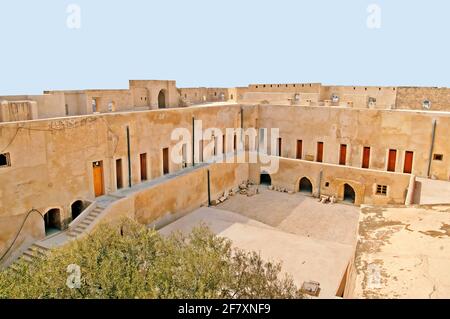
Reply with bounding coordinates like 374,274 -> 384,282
404,151 -> 414,174
339,144 -> 347,165
163,148 -> 169,175
296,140 -> 303,159
387,149 -> 396,172
93,161 -> 104,197
116,159 -> 123,189
140,153 -> 147,181
362,147 -> 370,169
317,142 -> 323,163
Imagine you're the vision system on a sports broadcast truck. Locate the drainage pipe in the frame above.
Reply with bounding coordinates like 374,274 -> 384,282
317,170 -> 323,198
192,117 -> 195,166
427,120 -> 437,178
207,169 -> 211,206
126,126 -> 131,188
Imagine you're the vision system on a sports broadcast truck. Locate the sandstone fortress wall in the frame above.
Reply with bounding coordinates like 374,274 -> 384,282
1,79 -> 450,275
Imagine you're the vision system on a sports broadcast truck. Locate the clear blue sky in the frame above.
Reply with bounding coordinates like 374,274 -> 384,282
0,0 -> 449,94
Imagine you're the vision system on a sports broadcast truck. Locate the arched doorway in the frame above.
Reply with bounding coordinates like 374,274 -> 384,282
343,184 -> 356,204
299,177 -> 313,194
260,173 -> 272,186
158,90 -> 166,109
44,209 -> 61,236
71,200 -> 84,221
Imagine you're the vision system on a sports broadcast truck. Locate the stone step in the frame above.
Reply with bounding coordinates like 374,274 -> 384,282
75,224 -> 87,230
22,251 -> 37,259
20,255 -> 33,263
30,245 -> 48,256
72,228 -> 84,234
10,264 -> 20,272
32,243 -> 49,251
88,212 -> 100,217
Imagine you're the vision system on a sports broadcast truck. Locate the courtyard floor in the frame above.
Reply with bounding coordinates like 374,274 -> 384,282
159,187 -> 361,298
216,186 -> 360,246
352,204 -> 450,298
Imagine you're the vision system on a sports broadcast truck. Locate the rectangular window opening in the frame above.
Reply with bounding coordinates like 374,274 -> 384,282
0,153 -> 11,167
376,184 -> 388,196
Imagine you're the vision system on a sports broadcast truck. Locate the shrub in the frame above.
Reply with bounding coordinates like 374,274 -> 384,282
0,219 -> 303,299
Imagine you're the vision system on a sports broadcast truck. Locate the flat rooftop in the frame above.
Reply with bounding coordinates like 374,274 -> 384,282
160,189 -> 360,298
352,204 -> 450,298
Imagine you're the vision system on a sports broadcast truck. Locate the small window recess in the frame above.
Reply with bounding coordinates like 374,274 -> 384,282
376,184 -> 388,196
0,153 -> 11,167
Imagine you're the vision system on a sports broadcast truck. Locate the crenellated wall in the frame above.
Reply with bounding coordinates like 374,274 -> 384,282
396,87 -> 450,111
3,81 -> 450,124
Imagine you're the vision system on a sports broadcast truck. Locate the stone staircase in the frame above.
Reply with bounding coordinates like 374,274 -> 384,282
9,243 -> 50,271
5,203 -> 110,271
67,205 -> 105,238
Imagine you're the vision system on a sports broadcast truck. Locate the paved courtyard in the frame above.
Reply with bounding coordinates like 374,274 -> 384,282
216,186 -> 360,246
160,187 -> 361,298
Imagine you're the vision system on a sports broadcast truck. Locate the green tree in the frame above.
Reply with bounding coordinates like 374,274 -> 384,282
0,219 -> 303,299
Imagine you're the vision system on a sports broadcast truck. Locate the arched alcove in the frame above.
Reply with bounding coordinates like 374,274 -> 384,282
158,90 -> 167,109
71,200 -> 84,221
299,177 -> 313,195
44,208 -> 62,236
260,173 -> 272,186
343,183 -> 356,204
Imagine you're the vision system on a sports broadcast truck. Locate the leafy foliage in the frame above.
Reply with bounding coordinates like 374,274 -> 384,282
0,219 -> 303,299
